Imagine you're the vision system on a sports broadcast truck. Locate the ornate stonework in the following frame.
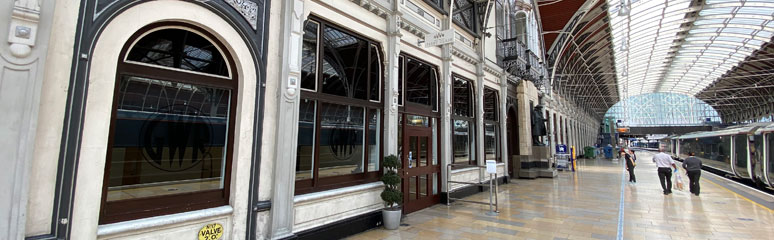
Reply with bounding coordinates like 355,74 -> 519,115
225,0 -> 259,30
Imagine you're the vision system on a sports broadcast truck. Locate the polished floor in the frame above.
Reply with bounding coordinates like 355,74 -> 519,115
348,151 -> 774,240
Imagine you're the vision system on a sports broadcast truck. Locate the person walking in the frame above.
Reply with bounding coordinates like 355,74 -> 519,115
653,148 -> 677,195
682,152 -> 702,196
625,150 -> 636,183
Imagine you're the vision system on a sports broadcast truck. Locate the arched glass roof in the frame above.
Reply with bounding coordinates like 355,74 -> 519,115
604,92 -> 721,127
608,0 -> 774,98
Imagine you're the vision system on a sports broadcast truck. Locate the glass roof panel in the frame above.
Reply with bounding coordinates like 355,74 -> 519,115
608,0 -> 774,98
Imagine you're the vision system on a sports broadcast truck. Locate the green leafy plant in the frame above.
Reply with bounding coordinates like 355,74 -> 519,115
380,155 -> 402,210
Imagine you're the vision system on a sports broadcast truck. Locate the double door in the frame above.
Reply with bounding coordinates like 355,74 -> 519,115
401,114 -> 441,213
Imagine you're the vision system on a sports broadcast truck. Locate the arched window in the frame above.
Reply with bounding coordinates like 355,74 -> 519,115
101,23 -> 237,224
514,11 -> 527,44
296,18 -> 384,194
452,75 -> 476,165
484,87 -> 501,162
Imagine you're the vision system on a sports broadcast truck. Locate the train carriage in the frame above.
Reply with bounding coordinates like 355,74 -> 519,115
673,123 -> 774,189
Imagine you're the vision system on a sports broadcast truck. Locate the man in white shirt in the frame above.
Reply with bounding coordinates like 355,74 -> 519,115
652,148 -> 677,195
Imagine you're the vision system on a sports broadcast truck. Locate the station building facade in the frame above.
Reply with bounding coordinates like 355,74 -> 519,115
1,0 -> 599,239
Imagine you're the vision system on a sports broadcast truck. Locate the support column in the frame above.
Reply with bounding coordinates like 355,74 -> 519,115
499,73 -> 508,177
440,19 -> 453,192
384,5 -> 401,157
269,0 -> 304,238
476,41 -> 486,176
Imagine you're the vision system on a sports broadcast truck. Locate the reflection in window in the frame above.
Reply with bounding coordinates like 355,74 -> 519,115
485,123 -> 497,161
368,109 -> 380,171
484,88 -> 498,121
370,44 -> 381,102
321,27 -> 369,100
127,29 -> 228,76
679,136 -> 731,173
453,119 -> 472,164
108,76 -> 230,201
404,58 -> 438,108
453,77 -> 473,117
302,21 -> 319,91
297,100 -> 316,180
296,19 -> 383,194
318,103 -> 365,178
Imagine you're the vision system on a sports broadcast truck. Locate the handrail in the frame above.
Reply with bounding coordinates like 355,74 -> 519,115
445,164 -> 499,216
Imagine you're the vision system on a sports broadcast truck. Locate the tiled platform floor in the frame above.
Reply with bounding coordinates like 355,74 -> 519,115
348,151 -> 774,240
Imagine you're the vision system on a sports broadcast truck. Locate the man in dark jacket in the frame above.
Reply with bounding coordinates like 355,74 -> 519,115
682,152 -> 702,196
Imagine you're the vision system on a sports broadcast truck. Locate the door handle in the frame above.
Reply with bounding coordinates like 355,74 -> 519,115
405,171 -> 409,175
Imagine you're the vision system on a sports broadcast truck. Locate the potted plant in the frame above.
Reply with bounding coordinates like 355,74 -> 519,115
380,155 -> 402,230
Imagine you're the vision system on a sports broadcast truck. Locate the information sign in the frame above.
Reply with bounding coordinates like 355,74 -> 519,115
424,29 -> 454,46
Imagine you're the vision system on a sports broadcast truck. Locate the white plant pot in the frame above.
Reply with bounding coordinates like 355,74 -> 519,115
382,208 -> 402,230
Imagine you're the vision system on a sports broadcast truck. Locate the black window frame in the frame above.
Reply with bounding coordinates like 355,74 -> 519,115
296,17 -> 385,195
484,87 -> 500,162
451,74 -> 477,166
99,22 -> 237,224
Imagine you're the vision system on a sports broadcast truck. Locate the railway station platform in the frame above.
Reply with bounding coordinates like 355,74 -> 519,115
348,151 -> 774,240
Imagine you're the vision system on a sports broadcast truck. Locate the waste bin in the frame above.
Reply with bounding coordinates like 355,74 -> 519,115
584,146 -> 595,158
603,145 -> 614,159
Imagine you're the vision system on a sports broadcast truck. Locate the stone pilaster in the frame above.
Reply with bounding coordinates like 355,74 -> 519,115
499,73 -> 508,177
269,0 -> 304,238
384,3 -> 401,157
439,19 -> 453,192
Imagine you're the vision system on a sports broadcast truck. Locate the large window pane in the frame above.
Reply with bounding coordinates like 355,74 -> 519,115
453,77 -> 472,117
107,76 -> 230,202
321,26 -> 368,100
302,21 -> 319,91
453,119 -> 471,164
484,88 -> 498,121
369,44 -> 381,102
297,99 -> 316,180
405,58 -> 434,106
768,133 -> 773,184
318,103 -> 365,177
368,109 -> 380,172
126,29 -> 228,76
485,123 -> 497,161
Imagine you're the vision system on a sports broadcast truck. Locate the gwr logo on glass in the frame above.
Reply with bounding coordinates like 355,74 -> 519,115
140,104 -> 214,172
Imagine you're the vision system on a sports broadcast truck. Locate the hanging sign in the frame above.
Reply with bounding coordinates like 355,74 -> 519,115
198,223 -> 224,240
424,29 -> 455,46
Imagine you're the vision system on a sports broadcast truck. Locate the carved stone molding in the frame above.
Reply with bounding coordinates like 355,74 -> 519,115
8,0 -> 41,58
225,0 -> 260,30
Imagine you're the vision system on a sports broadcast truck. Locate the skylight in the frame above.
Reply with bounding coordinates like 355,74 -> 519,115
608,0 -> 774,97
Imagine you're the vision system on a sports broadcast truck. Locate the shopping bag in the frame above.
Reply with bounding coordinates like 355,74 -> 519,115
675,174 -> 684,191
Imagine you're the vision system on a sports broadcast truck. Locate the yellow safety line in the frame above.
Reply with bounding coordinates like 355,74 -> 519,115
701,177 -> 774,213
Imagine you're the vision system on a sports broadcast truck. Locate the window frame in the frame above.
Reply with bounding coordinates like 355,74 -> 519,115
483,87 -> 500,162
451,74 -> 477,166
99,22 -> 238,224
295,17 -> 385,195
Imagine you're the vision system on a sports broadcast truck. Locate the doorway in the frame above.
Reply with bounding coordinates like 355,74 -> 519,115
507,107 -> 519,177
400,114 -> 441,213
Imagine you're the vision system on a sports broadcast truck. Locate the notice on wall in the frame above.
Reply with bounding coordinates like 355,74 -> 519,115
198,223 -> 223,240
424,29 -> 454,47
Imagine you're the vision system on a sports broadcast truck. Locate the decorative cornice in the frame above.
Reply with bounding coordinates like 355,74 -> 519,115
451,48 -> 477,65
484,64 -> 503,78
349,0 -> 390,20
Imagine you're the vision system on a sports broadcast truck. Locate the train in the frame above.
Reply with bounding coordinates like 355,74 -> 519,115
658,122 -> 774,190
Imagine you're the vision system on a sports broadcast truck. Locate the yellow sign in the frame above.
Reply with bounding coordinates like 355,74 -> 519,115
198,223 -> 223,240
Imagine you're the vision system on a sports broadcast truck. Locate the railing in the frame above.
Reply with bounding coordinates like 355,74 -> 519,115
497,37 -> 546,87
445,163 -> 499,216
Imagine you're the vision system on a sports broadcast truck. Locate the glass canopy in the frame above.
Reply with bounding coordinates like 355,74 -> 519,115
608,0 -> 774,98
604,93 -> 721,127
